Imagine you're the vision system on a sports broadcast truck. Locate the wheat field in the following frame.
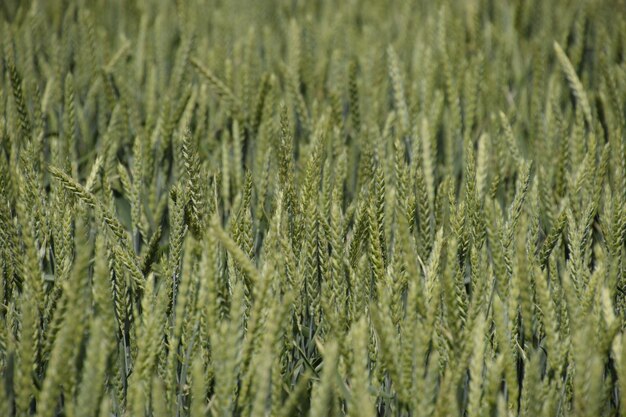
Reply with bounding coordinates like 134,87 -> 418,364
1,0 -> 626,416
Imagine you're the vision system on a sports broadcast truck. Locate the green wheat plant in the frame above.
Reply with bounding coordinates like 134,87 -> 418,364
0,0 -> 625,416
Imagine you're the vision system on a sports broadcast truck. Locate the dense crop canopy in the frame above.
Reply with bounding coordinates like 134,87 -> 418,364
0,0 -> 625,416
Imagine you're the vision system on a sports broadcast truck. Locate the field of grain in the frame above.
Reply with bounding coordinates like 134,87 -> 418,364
1,1 -> 626,416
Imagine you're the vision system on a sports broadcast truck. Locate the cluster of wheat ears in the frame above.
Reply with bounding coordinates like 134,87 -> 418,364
1,0 -> 625,416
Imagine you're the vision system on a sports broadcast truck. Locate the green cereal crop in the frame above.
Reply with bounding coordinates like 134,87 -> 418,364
0,1 -> 625,416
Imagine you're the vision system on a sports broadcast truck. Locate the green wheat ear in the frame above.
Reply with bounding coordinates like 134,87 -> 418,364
553,41 -> 593,126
